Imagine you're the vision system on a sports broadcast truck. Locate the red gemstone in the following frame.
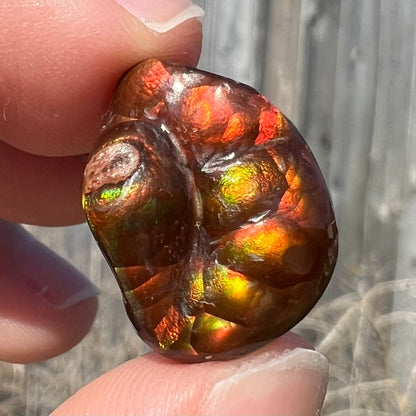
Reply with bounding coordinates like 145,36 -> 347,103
82,59 -> 338,362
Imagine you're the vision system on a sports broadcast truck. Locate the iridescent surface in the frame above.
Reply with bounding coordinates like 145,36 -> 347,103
82,59 -> 338,362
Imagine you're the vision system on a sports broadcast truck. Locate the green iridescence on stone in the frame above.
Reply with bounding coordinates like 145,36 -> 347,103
82,59 -> 338,363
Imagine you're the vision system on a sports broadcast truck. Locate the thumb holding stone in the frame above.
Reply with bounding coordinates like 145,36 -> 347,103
52,334 -> 329,416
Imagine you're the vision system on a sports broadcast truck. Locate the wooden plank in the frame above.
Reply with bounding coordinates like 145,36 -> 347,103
362,0 -> 416,275
195,0 -> 268,89
296,0 -> 341,174
329,0 -> 380,273
263,0 -> 304,124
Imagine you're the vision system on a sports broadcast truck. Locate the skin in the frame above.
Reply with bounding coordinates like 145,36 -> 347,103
0,1 -> 328,414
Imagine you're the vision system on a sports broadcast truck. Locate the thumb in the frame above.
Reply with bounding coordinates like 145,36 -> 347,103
0,0 -> 203,157
0,0 -> 203,226
51,333 -> 329,416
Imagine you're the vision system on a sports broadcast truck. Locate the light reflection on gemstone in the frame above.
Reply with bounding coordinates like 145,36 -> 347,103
82,59 -> 338,363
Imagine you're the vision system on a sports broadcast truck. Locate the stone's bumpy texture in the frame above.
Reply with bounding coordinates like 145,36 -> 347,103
82,59 -> 338,362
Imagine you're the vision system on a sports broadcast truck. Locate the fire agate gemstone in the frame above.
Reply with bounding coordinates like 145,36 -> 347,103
82,59 -> 338,362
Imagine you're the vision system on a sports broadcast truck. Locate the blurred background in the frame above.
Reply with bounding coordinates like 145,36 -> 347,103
2,1 -> 416,414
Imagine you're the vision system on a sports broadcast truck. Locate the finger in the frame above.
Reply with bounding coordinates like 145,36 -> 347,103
0,141 -> 87,225
0,220 -> 98,363
52,333 -> 329,416
0,0 -> 203,157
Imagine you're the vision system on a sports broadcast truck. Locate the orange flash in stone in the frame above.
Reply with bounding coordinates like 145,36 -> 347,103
82,59 -> 338,362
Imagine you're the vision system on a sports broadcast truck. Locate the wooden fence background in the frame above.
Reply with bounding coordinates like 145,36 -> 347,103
2,1 -> 416,415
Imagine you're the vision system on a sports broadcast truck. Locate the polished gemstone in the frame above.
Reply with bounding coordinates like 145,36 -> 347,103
82,59 -> 338,362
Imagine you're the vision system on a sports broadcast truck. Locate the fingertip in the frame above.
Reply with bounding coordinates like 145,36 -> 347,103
0,220 -> 99,363
52,333 -> 328,416
0,297 -> 98,364
117,0 -> 204,66
201,347 -> 328,416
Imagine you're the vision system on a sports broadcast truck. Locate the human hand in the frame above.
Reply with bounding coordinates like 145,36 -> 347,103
0,1 -> 329,414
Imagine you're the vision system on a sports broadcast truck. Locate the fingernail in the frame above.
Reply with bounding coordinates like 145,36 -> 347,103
19,258 -> 100,310
201,349 -> 329,416
19,239 -> 100,310
37,273 -> 100,311
114,0 -> 204,33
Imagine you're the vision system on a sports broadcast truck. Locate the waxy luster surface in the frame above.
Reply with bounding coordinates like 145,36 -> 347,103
82,59 -> 338,362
